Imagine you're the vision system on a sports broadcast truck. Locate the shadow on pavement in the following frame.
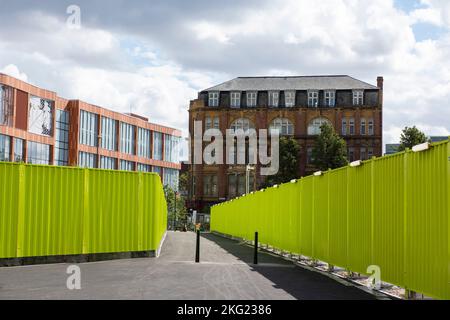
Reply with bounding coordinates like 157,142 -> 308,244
201,233 -> 377,300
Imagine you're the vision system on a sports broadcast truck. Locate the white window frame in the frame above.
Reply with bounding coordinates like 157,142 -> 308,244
353,90 -> 364,106
269,91 -> 279,108
208,92 -> 219,107
360,118 -> 366,135
270,118 -> 294,136
285,91 -> 296,108
308,117 -> 331,136
342,118 -> 347,136
246,92 -> 257,107
361,147 -> 367,160
349,118 -> 355,135
324,90 -> 335,107
213,117 -> 220,129
368,119 -> 374,135
308,91 -> 319,107
205,117 -> 212,130
230,92 -> 241,108
230,118 -> 254,133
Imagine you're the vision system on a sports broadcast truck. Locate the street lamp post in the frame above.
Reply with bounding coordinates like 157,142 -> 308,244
246,165 -> 255,194
173,191 -> 178,230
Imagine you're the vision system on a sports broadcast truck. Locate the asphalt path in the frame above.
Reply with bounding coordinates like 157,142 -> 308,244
0,231 -> 379,300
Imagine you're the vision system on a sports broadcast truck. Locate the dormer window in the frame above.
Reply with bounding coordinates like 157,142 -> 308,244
247,92 -> 257,107
308,91 -> 319,107
230,92 -> 241,108
208,92 -> 219,107
269,91 -> 279,108
353,90 -> 364,106
324,90 -> 335,107
285,91 -> 295,107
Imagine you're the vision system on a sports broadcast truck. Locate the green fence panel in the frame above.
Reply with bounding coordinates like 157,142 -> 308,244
404,143 -> 448,299
211,139 -> 450,299
0,163 -> 167,259
328,167 -> 348,269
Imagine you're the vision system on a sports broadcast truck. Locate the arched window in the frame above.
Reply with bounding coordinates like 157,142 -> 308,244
307,117 -> 331,135
230,118 -> 254,133
269,118 -> 294,136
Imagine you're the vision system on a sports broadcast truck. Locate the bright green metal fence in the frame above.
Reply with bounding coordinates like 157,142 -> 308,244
212,139 -> 450,300
0,163 -> 167,259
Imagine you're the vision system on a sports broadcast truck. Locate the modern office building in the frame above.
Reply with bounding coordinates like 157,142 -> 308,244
0,73 -> 181,190
188,75 -> 383,211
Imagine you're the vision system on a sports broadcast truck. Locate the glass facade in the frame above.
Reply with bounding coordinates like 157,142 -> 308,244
14,138 -> 24,162
164,168 -> 179,191
101,117 -> 117,151
29,96 -> 53,136
100,156 -> 116,170
152,166 -> 162,177
120,122 -> 135,155
27,141 -> 50,165
164,135 -> 180,163
0,85 -> 14,126
0,134 -> 10,162
152,132 -> 163,161
137,163 -> 151,172
55,110 -> 70,166
119,160 -> 134,171
78,151 -> 97,168
79,110 -> 98,147
137,127 -> 151,158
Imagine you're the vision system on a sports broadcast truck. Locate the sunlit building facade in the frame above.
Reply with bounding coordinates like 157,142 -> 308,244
188,75 -> 383,211
0,73 -> 181,190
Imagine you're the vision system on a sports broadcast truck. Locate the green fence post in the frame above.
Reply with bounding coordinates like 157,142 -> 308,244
137,172 -> 144,251
82,168 -> 90,255
403,148 -> 415,299
15,164 -> 25,258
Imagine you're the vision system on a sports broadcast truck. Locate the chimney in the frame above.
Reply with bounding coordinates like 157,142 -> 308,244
377,76 -> 384,90
377,76 -> 383,108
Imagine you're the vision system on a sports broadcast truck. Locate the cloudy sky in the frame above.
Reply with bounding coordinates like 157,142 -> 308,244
1,0 -> 449,158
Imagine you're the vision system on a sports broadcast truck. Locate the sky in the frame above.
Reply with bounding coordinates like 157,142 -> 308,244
1,0 -> 450,159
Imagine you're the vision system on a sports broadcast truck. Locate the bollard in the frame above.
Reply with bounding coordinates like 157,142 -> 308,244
253,232 -> 258,265
195,230 -> 200,263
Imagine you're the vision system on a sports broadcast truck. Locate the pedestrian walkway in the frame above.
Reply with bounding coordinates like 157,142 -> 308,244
0,232 -> 380,300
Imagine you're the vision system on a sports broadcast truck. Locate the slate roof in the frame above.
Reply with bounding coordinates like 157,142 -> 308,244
203,75 -> 378,92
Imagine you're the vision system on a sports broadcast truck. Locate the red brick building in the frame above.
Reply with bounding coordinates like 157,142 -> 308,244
0,73 -> 181,189
188,75 -> 383,211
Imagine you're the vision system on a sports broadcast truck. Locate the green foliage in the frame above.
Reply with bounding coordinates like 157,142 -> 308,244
312,123 -> 348,171
265,136 -> 300,186
164,185 -> 187,223
398,126 -> 429,151
178,172 -> 189,194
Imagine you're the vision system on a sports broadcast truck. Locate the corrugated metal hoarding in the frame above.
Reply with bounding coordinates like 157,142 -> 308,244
212,139 -> 450,299
0,163 -> 167,259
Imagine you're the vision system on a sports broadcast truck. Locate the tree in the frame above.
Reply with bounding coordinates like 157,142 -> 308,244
312,123 -> 348,171
265,136 -> 301,186
398,126 -> 428,151
178,172 -> 189,195
164,185 -> 187,228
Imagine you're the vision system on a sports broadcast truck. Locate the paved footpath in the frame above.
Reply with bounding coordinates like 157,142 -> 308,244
0,232 -> 380,300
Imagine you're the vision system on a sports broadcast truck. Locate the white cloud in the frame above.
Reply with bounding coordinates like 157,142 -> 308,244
0,0 -> 449,155
0,64 -> 28,82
